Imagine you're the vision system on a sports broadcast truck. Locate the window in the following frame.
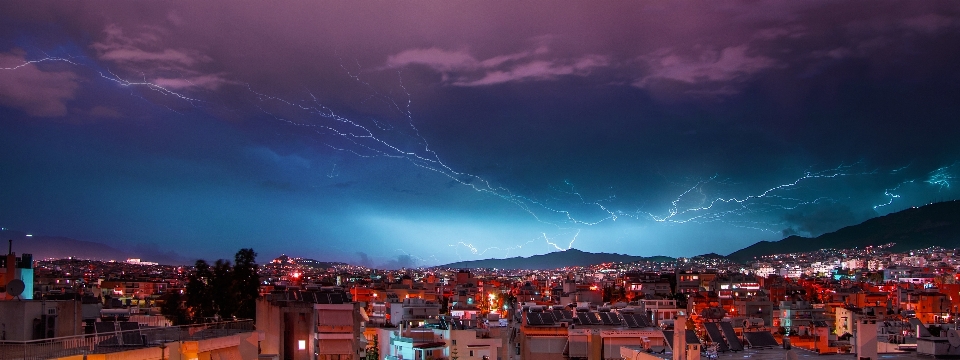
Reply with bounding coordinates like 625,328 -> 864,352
452,340 -> 457,345
470,351 -> 474,357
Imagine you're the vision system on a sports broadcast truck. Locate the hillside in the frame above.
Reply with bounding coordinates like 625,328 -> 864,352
440,248 -> 674,270
727,200 -> 960,262
0,230 -> 189,265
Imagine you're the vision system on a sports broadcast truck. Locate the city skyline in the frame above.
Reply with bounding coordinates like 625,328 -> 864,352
2,2 -> 960,267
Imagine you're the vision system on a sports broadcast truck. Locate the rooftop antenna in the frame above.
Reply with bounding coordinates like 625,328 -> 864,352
7,239 -> 11,256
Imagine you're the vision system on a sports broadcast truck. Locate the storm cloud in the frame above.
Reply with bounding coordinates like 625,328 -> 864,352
1,1 -> 959,264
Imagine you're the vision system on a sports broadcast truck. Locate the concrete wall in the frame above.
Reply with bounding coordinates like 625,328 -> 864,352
54,332 -> 259,360
53,300 -> 83,338
450,329 -> 502,360
0,300 -> 31,340
0,300 -> 82,341
257,298 -> 284,357
284,309 -> 316,360
256,298 -> 316,359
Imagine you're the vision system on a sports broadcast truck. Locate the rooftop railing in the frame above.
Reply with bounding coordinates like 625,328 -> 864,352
0,320 -> 253,360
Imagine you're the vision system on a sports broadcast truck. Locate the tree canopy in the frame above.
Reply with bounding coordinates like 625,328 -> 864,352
161,248 -> 260,324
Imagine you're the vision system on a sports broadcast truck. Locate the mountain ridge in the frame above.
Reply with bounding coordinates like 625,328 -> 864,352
439,248 -> 674,270
0,230 -> 190,265
7,200 -> 958,268
726,200 -> 960,262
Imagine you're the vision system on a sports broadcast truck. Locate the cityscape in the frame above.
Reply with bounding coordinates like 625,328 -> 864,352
6,225 -> 960,359
3,1 -> 960,360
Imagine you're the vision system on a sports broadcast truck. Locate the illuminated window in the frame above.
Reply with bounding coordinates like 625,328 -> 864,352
298,340 -> 306,350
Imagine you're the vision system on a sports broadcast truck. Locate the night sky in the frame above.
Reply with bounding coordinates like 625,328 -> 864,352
2,2 -> 960,267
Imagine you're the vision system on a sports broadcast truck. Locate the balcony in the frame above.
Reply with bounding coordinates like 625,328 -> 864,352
0,320 -> 254,360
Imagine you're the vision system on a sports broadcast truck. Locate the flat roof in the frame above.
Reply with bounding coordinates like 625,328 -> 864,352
707,348 -> 926,360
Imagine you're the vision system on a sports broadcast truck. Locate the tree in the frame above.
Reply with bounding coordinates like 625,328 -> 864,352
212,259 -> 236,320
670,292 -> 688,309
602,285 -> 624,303
451,346 -> 459,360
186,259 -> 215,322
439,295 -> 449,314
367,334 -> 380,360
233,248 -> 260,320
159,291 -> 190,325
180,249 -> 260,324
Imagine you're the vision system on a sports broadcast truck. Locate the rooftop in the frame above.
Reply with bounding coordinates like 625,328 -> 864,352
0,320 -> 253,360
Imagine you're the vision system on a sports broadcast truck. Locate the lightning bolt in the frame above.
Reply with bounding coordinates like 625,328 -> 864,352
927,162 -> 958,191
5,52 -> 960,264
873,162 -> 959,209
874,181 -> 913,210
1,55 -> 206,107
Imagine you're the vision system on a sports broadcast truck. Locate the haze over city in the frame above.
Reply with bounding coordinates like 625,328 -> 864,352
2,2 -> 960,267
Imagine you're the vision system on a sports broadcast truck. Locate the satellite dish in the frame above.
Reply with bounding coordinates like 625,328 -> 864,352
6,279 -> 25,299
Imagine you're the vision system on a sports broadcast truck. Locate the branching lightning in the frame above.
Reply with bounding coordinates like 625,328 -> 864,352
927,162 -> 958,191
4,53 -> 960,264
451,230 -> 580,261
873,162 -> 959,210
633,163 -> 875,225
874,181 -> 913,210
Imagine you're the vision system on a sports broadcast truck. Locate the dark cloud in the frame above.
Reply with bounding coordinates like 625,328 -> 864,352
380,255 -> 416,270
782,203 -> 875,237
355,252 -> 373,268
129,242 -> 191,265
781,227 -> 800,238
0,51 -> 78,117
1,1 -> 960,264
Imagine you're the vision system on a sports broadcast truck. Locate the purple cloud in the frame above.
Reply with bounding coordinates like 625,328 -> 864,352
91,24 -> 227,90
91,24 -> 210,66
386,45 -> 608,86
454,55 -> 609,86
0,52 -> 79,117
386,48 -> 478,72
634,45 -> 779,95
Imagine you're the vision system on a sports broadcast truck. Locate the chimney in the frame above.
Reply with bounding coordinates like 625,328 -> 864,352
674,315 -> 687,360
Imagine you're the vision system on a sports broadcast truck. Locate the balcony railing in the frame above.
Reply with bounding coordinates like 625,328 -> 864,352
0,320 -> 254,360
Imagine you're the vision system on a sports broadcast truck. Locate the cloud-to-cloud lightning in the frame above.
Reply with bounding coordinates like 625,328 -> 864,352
2,2 -> 960,266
